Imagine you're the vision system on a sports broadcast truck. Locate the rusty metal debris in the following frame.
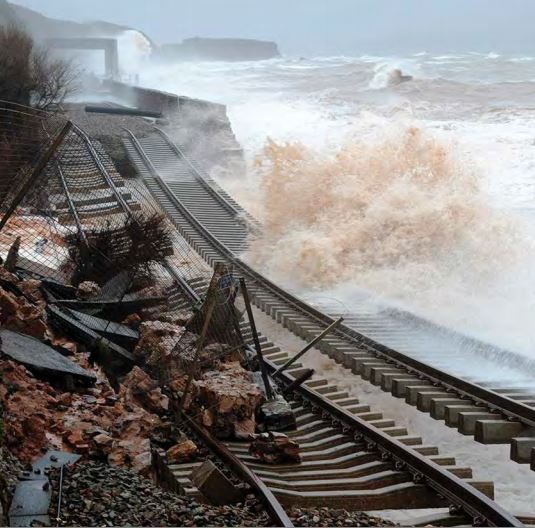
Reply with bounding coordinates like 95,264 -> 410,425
8,450 -> 80,527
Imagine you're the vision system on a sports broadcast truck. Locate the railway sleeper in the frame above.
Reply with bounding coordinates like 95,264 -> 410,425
228,434 -> 351,453
457,412 -> 503,435
269,481 -> 473,511
353,359 -> 387,376
416,391 -> 453,412
345,352 -> 376,370
391,379 -> 430,398
251,460 -> 392,480
245,452 -> 380,473
259,471 -> 412,492
325,391 -> 351,401
370,367 -> 406,386
474,419 -> 527,444
286,427 -> 344,443
429,398 -> 469,420
330,395 -> 363,406
405,386 -> 442,406
445,405 -> 485,427
511,437 -> 535,463
381,373 -> 421,392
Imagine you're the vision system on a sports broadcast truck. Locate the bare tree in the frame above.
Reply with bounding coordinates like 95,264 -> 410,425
0,25 -> 33,107
0,25 -> 77,110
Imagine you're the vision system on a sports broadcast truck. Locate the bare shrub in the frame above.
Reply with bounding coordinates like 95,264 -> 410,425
67,213 -> 173,285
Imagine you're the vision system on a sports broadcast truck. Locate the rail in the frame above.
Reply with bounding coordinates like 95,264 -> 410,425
268,357 -> 522,527
126,127 -> 535,430
183,414 -> 294,528
126,128 -> 524,526
153,127 -> 261,232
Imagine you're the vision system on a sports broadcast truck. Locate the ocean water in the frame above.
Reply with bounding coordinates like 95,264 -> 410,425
140,53 -> 535,358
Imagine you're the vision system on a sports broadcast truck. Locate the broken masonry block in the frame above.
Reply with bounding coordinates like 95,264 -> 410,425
259,396 -> 296,432
249,431 -> 301,464
166,440 -> 198,464
190,460 -> 243,505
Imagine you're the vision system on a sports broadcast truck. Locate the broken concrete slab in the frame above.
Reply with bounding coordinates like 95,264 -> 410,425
47,304 -> 134,364
53,292 -> 166,319
0,329 -> 96,384
8,479 -> 51,525
66,308 -> 139,349
190,460 -> 243,505
32,451 -> 81,475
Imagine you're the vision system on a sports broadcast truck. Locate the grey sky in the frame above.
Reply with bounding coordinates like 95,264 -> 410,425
11,0 -> 535,55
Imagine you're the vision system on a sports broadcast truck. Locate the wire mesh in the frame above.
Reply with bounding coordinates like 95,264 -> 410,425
0,102 -> 252,432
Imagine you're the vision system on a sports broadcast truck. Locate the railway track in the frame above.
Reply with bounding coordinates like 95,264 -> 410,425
42,123 -> 293,528
122,127 -> 535,473
119,127 -> 535,526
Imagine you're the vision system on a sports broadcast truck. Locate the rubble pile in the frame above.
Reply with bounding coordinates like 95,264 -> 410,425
134,320 -> 186,369
249,432 -> 301,464
134,321 -> 229,379
0,357 -> 170,473
0,268 -> 47,339
0,359 -> 64,462
49,461 -> 271,527
119,366 -> 169,415
192,362 -> 265,439
0,447 -> 22,524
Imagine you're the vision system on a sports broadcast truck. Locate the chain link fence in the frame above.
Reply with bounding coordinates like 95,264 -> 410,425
0,101 -> 253,413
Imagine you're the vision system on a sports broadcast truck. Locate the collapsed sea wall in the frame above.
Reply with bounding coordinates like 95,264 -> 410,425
102,81 -> 244,175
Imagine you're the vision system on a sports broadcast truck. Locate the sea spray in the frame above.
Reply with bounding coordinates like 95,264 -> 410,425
247,126 -> 514,286
244,125 -> 535,353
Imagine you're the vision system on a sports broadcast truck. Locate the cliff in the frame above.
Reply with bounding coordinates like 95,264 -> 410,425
0,1 -> 153,44
159,37 -> 280,62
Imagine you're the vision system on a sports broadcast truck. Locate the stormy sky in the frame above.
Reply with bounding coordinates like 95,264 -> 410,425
11,0 -> 535,55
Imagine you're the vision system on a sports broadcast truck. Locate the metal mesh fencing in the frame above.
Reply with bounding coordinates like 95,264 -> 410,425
0,102 -> 251,415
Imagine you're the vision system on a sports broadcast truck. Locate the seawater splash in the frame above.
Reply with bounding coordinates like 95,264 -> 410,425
247,125 -> 515,287
117,30 -> 152,78
244,125 -> 535,353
